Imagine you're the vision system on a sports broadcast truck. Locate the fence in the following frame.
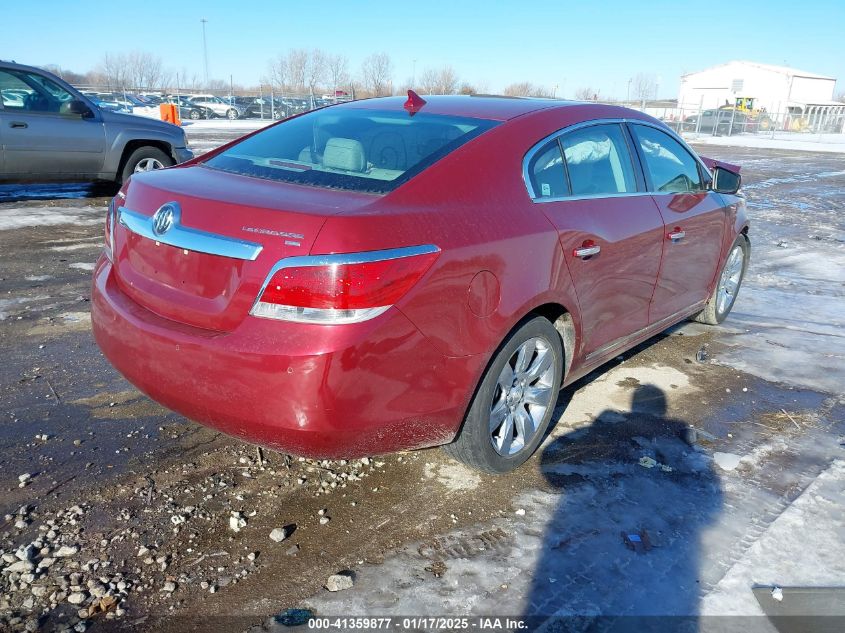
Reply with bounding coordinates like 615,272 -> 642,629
72,84 -> 354,121
71,84 -> 845,140
617,101 -> 845,144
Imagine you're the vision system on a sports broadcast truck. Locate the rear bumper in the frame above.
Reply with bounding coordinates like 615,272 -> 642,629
91,256 -> 482,458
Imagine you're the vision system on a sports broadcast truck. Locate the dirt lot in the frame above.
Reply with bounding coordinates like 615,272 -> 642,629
0,128 -> 843,633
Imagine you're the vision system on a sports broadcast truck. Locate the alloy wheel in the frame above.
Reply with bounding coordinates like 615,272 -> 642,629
134,158 -> 165,173
489,337 -> 555,456
717,244 -> 745,315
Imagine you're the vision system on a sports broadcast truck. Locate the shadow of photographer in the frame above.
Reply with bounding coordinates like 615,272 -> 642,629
524,384 -> 723,632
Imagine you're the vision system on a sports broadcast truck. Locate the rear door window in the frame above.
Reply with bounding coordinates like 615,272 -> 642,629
630,124 -> 705,193
205,108 -> 498,194
560,124 -> 637,196
528,141 -> 568,199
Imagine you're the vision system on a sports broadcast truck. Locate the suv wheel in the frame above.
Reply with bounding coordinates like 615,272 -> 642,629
226,108 -> 239,120
120,146 -> 174,183
189,109 -> 202,120
443,316 -> 563,473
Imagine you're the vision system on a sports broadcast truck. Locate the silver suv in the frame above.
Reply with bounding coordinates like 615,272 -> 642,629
186,95 -> 244,120
0,61 -> 193,184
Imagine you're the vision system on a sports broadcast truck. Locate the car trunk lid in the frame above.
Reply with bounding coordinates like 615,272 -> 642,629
111,165 -> 373,332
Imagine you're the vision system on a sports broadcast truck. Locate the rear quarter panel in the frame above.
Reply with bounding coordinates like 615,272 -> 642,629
310,105 -> 643,362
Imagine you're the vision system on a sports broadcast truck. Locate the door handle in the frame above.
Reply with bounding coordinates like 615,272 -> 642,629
573,241 -> 601,258
667,227 -> 686,241
9,121 -> 28,129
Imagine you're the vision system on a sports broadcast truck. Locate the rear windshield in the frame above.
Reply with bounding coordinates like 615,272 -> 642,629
204,107 -> 497,193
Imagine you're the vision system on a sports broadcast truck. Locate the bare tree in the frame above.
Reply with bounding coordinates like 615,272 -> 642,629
458,82 -> 477,95
360,52 -> 393,97
268,54 -> 288,92
573,86 -> 599,101
419,68 -> 438,95
97,51 -> 169,90
503,81 -> 550,97
631,73 -> 656,101
327,53 -> 349,94
287,49 -> 308,93
418,66 -> 459,94
43,65 -> 87,85
132,52 -> 166,90
305,49 -> 327,96
99,53 -> 129,90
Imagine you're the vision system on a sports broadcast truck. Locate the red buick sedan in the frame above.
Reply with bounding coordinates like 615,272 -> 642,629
91,94 -> 748,473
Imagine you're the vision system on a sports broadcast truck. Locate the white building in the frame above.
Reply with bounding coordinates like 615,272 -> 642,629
678,60 -> 839,117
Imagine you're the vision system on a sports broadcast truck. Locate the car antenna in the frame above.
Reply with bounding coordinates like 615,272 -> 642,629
404,89 -> 426,115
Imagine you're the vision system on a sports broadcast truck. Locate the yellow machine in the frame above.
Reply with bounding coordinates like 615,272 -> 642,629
734,97 -> 755,112
720,97 -> 773,131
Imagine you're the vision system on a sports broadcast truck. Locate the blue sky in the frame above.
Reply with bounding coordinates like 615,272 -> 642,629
5,0 -> 844,98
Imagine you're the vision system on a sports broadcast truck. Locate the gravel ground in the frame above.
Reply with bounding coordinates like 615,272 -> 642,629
0,127 -> 842,632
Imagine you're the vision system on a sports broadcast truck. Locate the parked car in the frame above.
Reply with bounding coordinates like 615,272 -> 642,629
139,93 -> 164,106
0,61 -> 192,183
242,97 -> 288,120
166,95 -> 210,121
91,95 -> 747,473
185,95 -> 244,119
80,92 -> 132,114
684,109 -> 754,135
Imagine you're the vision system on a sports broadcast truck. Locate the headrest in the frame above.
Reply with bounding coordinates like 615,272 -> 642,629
323,138 -> 365,172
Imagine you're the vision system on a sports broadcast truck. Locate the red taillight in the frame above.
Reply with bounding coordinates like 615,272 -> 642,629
251,246 -> 439,324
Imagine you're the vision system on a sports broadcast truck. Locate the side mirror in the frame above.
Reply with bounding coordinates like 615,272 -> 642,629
712,166 -> 741,194
66,99 -> 94,117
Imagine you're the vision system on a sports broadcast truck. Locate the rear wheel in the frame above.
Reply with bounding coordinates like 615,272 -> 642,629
694,235 -> 749,325
443,316 -> 563,473
189,109 -> 202,120
120,146 -> 174,183
226,108 -> 239,120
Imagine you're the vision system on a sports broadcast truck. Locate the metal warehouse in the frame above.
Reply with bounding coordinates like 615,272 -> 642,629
678,60 -> 844,131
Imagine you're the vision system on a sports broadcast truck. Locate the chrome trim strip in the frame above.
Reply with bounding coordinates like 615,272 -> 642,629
522,117 -> 713,203
251,244 -> 441,318
585,302 -> 706,362
533,191 -> 655,203
117,206 -> 263,261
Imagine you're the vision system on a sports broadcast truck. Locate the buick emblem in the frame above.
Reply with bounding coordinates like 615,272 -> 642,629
152,203 -> 178,236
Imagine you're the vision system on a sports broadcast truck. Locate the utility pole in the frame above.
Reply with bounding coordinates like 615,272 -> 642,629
200,18 -> 209,88
412,59 -> 417,89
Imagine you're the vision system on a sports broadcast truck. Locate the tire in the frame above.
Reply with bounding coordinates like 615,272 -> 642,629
120,146 -> 174,184
693,235 -> 749,325
189,109 -> 201,120
226,108 -> 239,120
443,316 -> 563,474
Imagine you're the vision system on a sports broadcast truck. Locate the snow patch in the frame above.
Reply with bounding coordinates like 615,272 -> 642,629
713,452 -> 742,471
69,262 -> 96,271
423,461 -> 481,492
551,364 -> 696,436
690,133 -> 845,154
50,243 -> 101,252
0,295 -> 51,320
0,206 -> 103,231
701,460 -> 845,615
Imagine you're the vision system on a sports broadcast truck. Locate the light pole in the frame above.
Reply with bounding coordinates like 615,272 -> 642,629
412,59 -> 417,89
200,18 -> 209,88
627,77 -> 632,103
